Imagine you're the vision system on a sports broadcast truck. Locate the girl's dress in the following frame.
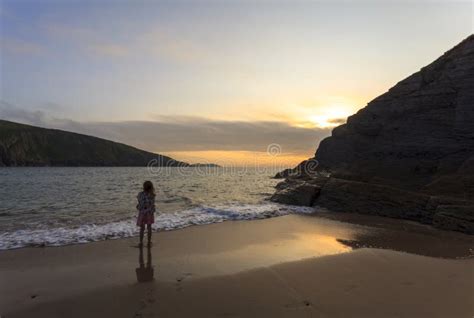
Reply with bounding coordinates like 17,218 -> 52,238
136,191 -> 156,226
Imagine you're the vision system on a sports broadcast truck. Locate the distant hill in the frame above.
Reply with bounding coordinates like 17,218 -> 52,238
0,120 -> 189,167
189,163 -> 221,168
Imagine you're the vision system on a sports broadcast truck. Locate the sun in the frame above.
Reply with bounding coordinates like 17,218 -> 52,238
308,105 -> 352,128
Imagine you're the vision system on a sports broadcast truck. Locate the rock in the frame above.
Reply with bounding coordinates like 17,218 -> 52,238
314,178 -> 434,223
273,159 -> 321,179
189,163 -> 221,167
433,205 -> 474,234
271,35 -> 474,233
275,180 -> 292,190
313,35 -> 474,197
270,181 -> 321,206
274,168 -> 294,179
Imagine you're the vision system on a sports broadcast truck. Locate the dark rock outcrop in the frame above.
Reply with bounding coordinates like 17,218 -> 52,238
188,163 -> 221,167
273,159 -> 321,179
0,120 -> 189,167
270,177 -> 328,206
314,34 -> 474,199
272,35 -> 474,234
315,178 -> 434,223
433,205 -> 474,234
270,182 -> 321,206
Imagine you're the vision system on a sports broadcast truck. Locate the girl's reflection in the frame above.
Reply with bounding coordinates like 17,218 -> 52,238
136,245 -> 154,282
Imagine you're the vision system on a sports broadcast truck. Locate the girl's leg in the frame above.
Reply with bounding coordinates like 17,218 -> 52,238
147,224 -> 152,245
139,225 -> 145,246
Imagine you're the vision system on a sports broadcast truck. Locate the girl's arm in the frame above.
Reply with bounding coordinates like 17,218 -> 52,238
136,193 -> 144,211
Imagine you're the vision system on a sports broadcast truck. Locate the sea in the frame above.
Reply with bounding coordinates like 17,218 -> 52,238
0,167 -> 314,250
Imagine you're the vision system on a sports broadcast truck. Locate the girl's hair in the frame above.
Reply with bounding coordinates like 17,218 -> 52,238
143,181 -> 155,197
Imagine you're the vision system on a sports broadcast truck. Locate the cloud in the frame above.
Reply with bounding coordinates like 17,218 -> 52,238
0,101 -> 88,133
1,38 -> 45,55
45,23 -> 94,42
92,118 -> 330,154
0,101 -> 47,123
43,22 -> 206,62
0,101 -> 330,156
87,44 -> 129,57
44,23 -> 128,58
139,29 -> 207,63
328,117 -> 347,125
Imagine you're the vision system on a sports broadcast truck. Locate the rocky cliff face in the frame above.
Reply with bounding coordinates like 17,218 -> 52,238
0,120 -> 188,167
316,35 -> 474,199
272,35 -> 474,234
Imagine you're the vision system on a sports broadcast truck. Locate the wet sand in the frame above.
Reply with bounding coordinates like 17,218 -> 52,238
0,213 -> 473,318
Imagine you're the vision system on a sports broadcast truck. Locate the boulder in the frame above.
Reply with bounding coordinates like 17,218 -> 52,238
274,168 -> 294,179
433,205 -> 474,234
273,159 -> 320,179
270,182 -> 321,206
314,178 -> 434,223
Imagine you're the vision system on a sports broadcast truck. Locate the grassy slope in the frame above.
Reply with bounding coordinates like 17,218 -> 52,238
0,120 -> 188,167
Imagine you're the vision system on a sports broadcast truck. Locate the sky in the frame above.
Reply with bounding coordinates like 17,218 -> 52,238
0,0 -> 472,166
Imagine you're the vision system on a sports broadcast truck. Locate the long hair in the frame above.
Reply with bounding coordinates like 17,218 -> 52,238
143,180 -> 155,197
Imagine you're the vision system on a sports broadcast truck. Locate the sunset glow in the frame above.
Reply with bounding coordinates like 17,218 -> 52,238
162,150 -> 311,167
1,1 -> 471,165
308,106 -> 353,128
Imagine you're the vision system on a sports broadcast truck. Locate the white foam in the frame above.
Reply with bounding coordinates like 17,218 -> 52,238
0,203 -> 316,250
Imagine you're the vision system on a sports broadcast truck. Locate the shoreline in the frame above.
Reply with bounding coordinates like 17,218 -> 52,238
1,213 -> 473,317
0,202 -> 314,250
2,209 -> 472,255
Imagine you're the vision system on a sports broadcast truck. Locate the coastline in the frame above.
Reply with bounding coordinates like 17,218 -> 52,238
1,213 -> 473,317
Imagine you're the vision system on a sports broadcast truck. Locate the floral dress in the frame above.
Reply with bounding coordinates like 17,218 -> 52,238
136,191 -> 156,226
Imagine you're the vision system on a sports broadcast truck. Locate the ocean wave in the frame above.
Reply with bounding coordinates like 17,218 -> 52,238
0,203 -> 315,250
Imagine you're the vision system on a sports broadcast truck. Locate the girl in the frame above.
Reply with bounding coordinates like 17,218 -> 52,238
136,180 -> 156,247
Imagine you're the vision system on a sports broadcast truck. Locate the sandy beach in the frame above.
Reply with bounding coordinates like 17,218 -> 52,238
2,2 -> 473,318
1,213 -> 473,318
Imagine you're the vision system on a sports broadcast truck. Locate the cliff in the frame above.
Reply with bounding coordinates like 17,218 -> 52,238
272,35 -> 474,234
0,120 -> 188,167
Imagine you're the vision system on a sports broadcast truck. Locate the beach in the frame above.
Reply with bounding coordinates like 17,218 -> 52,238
2,2 -> 473,318
1,213 -> 473,318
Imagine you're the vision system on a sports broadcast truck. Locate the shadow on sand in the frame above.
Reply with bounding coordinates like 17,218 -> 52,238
136,245 -> 154,283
